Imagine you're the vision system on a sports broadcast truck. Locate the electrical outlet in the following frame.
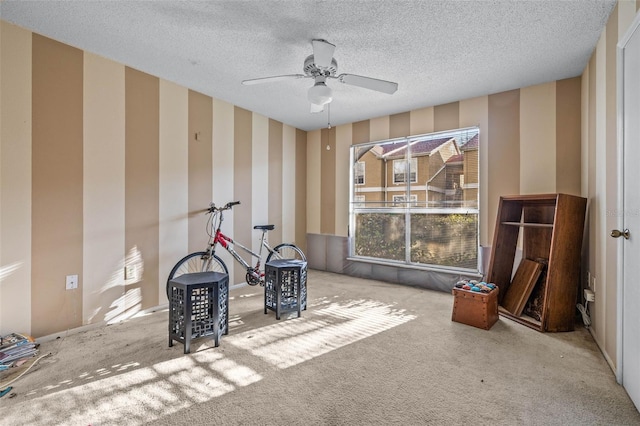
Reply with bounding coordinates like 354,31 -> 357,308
584,288 -> 595,302
65,274 -> 78,290
592,276 -> 596,293
125,265 -> 135,280
587,271 -> 591,288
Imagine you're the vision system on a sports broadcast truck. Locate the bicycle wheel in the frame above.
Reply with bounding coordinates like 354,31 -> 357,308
266,243 -> 306,263
166,251 -> 228,298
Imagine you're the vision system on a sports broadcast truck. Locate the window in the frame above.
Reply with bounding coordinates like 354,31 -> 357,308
354,162 -> 365,185
393,158 -> 417,184
350,127 -> 480,272
392,194 -> 417,207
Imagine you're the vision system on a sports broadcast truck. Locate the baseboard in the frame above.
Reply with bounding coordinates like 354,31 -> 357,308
588,325 -> 616,375
37,304 -> 169,344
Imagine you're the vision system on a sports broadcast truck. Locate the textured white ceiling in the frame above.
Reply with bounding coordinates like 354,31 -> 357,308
1,0 -> 616,131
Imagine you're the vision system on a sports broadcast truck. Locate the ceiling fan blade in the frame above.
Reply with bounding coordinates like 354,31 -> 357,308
310,103 -> 325,113
337,74 -> 398,94
312,39 -> 336,68
242,74 -> 307,85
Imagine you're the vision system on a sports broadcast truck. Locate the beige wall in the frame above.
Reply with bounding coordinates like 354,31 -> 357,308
556,78 -> 582,195
251,113 -> 269,255
294,128 -> 307,251
125,67 -> 160,314
317,80 -> 582,249
320,127 -> 337,234
580,1 -> 639,371
520,82 -> 556,194
158,79 -> 189,305
232,107 -> 253,281
32,34 -> 84,336
335,124 -> 352,237
0,21 -> 307,337
306,130 -> 322,235
83,53 -> 126,324
268,119 -> 283,245
0,22 -> 32,334
212,98 -> 236,277
187,90 -> 213,254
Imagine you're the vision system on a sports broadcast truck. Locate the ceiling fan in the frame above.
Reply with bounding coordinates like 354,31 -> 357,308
242,39 -> 398,113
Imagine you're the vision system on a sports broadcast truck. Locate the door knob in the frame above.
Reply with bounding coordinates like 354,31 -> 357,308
610,229 -> 630,239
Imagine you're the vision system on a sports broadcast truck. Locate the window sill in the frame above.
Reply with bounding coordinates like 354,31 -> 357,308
346,256 -> 482,278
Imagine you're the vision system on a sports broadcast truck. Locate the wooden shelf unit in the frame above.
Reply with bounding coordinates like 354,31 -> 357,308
486,193 -> 587,332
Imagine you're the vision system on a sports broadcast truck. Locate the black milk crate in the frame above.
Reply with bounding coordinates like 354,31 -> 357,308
168,271 -> 229,354
264,259 -> 307,320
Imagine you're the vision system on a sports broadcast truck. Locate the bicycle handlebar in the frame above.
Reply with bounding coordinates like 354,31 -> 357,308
207,201 -> 241,213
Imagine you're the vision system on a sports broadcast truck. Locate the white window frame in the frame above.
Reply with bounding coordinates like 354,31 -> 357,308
393,158 -> 417,184
354,161 -> 365,185
392,194 -> 417,207
349,126 -> 481,274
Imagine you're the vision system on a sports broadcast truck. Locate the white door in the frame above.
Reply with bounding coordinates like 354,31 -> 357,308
618,14 -> 640,411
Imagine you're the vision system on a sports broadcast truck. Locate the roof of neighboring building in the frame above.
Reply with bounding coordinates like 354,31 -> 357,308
446,154 -> 464,164
460,133 -> 479,151
381,137 -> 454,158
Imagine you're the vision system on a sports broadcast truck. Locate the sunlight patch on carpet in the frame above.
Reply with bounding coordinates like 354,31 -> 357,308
2,299 -> 414,425
2,351 -> 263,425
227,299 -> 416,369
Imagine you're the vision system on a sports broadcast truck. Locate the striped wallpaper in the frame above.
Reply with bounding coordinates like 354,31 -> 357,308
0,22 -> 307,337
307,81 -> 582,248
2,1 -> 638,354
31,34 -> 84,336
580,0 -> 639,370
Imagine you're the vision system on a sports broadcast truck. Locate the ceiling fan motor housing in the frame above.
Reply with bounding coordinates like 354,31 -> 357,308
304,55 -> 338,77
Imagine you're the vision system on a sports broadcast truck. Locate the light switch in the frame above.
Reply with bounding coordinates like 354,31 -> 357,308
66,274 -> 78,290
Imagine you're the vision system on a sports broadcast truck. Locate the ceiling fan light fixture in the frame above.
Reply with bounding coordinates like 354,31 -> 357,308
243,39 -> 398,113
308,82 -> 333,106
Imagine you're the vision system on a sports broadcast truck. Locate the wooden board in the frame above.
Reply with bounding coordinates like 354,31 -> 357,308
502,259 -> 544,316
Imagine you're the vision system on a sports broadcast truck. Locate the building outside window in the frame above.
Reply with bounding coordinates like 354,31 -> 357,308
350,127 -> 480,272
392,194 -> 418,207
353,195 -> 366,208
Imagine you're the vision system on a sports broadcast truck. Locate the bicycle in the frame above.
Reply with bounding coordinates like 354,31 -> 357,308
166,201 -> 306,298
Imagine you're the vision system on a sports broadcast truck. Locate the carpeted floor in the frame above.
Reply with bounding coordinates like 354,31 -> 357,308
1,270 -> 638,425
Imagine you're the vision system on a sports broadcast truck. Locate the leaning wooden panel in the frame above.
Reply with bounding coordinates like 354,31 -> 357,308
502,259 -> 543,316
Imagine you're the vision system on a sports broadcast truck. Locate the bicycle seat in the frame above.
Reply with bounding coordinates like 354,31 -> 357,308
254,224 -> 275,231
